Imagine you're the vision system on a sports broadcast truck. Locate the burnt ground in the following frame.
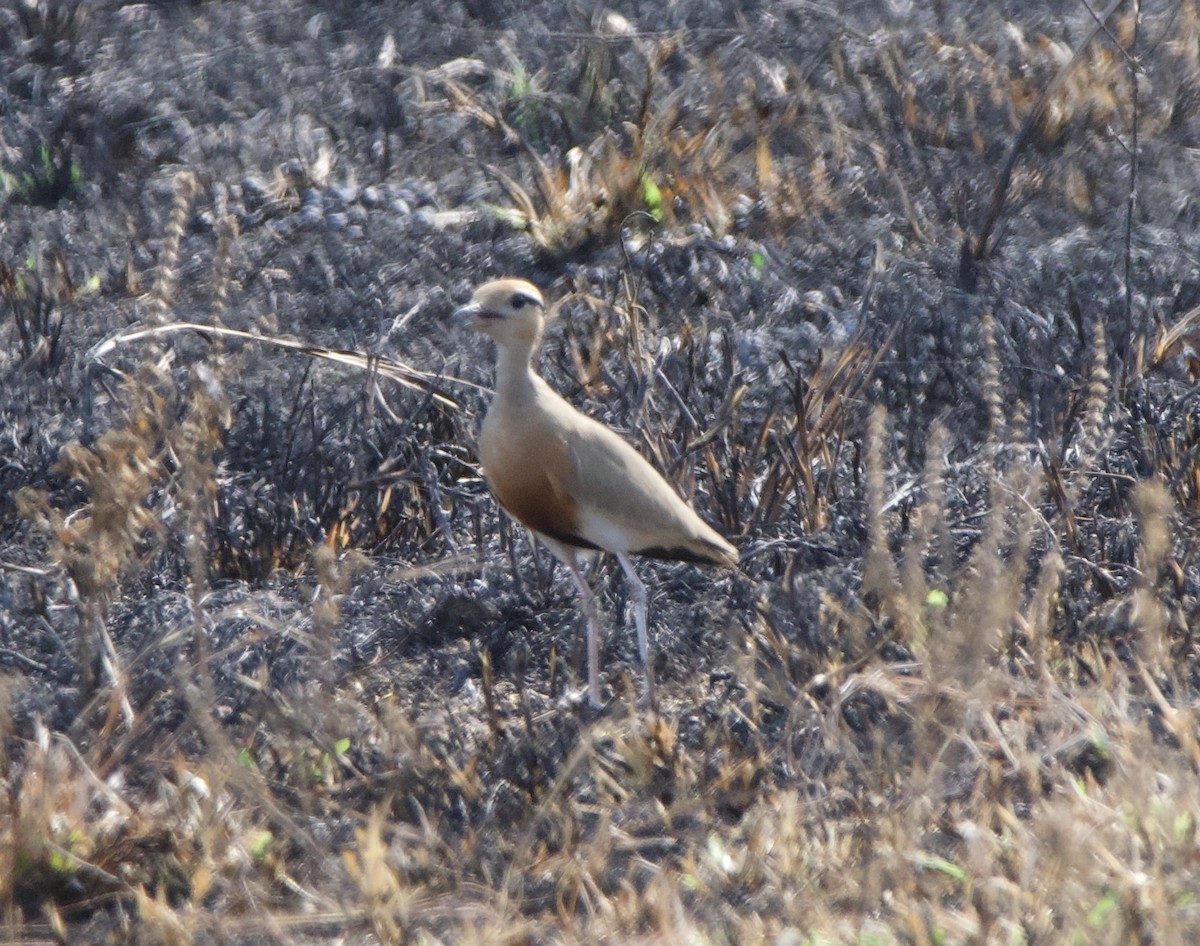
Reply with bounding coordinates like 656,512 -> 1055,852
2,0 -> 1200,943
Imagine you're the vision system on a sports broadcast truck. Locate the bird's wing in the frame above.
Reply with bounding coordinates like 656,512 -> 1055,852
546,409 -> 736,565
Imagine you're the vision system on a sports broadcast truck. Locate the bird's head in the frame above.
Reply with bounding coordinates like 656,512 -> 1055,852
456,278 -> 545,347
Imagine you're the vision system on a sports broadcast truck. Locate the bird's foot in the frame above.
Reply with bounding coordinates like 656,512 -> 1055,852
561,683 -> 607,715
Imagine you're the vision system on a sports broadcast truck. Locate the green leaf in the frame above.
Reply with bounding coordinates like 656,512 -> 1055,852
641,173 -> 663,222
509,60 -> 529,100
917,854 -> 966,882
49,849 -> 75,874
1087,890 -> 1118,927
482,202 -> 530,230
249,830 -> 274,863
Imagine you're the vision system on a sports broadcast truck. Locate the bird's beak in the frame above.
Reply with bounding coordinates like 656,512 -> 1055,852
456,300 -> 500,332
455,301 -> 482,322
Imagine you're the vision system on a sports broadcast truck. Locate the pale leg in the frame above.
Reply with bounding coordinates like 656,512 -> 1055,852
617,553 -> 655,706
561,548 -> 603,708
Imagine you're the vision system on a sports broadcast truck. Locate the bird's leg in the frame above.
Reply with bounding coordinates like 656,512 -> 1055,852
562,550 -> 603,708
617,553 -> 656,708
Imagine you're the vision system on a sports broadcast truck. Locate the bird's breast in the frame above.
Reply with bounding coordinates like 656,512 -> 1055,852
479,409 -> 593,549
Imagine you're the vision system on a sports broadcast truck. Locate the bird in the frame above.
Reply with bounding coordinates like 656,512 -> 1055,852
456,277 -> 738,707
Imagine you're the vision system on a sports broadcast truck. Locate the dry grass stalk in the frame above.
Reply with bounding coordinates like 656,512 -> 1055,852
899,423 -> 950,649
1053,312 -> 1113,556
1130,479 -> 1173,671
862,404 -> 898,607
146,171 -> 197,327
1021,544 -> 1064,692
981,311 -> 1005,468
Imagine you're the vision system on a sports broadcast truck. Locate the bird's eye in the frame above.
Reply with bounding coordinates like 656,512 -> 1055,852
510,294 -> 526,310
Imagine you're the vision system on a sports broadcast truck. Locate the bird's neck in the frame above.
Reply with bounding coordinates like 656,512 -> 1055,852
493,338 -> 539,404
